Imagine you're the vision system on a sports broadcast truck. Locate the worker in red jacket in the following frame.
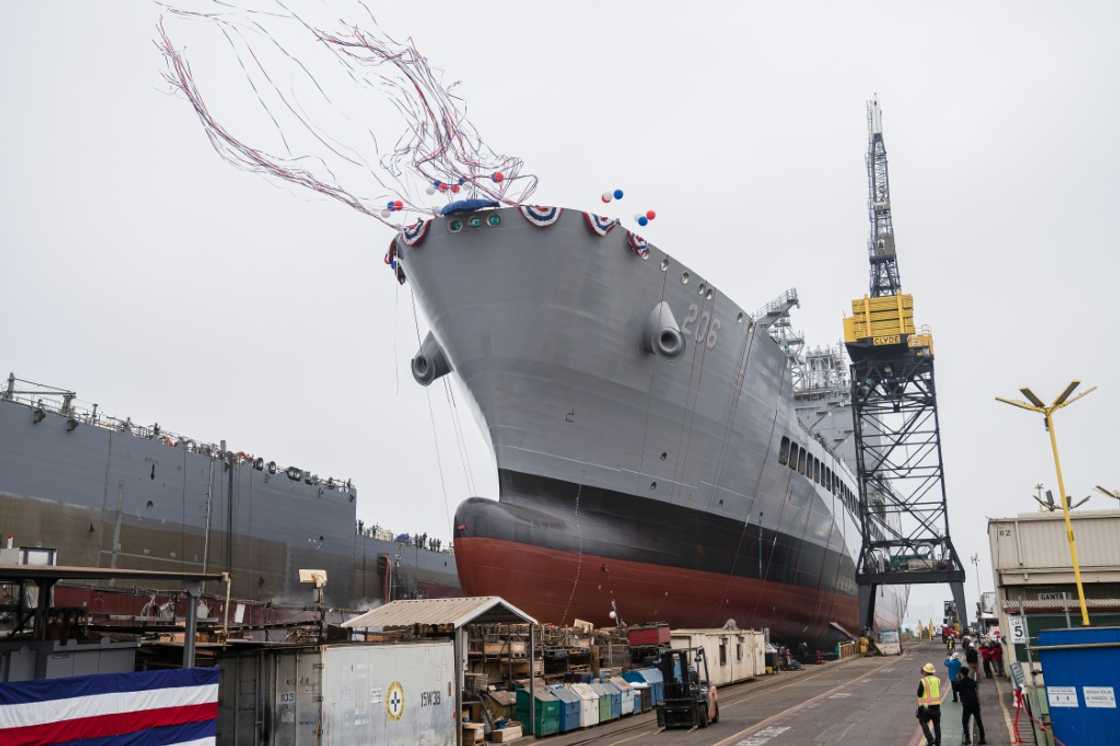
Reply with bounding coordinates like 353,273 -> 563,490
991,640 -> 1005,677
980,642 -> 994,679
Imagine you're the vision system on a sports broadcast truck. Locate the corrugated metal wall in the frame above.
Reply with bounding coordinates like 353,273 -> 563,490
217,642 -> 454,745
989,512 -> 1120,571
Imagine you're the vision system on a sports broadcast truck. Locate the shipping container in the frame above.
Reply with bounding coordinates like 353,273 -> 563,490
627,624 -> 670,647
216,641 -> 455,745
669,629 -> 765,687
321,642 -> 455,745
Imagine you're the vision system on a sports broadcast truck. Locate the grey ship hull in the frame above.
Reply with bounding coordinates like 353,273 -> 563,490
0,396 -> 458,616
401,206 -> 906,646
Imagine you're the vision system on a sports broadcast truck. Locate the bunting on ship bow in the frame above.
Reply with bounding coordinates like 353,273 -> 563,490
519,205 -> 562,228
626,230 -> 650,258
400,219 -> 431,247
583,212 -> 619,237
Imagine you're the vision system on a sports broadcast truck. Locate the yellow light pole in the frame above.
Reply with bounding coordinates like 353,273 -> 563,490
996,381 -> 1096,626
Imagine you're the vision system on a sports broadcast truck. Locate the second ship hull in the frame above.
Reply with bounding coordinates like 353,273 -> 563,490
402,206 -> 905,647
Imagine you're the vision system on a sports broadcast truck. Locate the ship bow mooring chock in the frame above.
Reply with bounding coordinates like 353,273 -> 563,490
644,301 -> 684,358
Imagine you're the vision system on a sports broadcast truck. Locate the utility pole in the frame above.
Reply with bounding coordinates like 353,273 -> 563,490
996,381 -> 1096,626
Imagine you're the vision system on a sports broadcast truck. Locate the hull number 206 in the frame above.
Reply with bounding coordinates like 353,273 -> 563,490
682,303 -> 720,350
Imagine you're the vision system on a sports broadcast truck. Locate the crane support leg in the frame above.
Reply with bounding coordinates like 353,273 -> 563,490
858,583 -> 878,632
950,581 -> 969,632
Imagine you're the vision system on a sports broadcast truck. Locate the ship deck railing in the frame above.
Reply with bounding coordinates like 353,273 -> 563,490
2,373 -> 355,494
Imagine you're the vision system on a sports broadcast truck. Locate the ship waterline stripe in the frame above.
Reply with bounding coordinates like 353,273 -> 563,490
487,469 -> 858,596
0,684 -> 218,729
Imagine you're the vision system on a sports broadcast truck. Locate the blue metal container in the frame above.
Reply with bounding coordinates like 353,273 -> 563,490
1037,626 -> 1120,745
622,668 -> 664,705
547,684 -> 582,733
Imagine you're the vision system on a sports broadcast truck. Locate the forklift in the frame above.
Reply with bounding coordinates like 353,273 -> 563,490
654,646 -> 719,730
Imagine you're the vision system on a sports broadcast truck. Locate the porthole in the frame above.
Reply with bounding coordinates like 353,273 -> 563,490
487,213 -> 501,227
681,272 -> 690,285
706,288 -> 714,300
468,215 -> 483,228
659,451 -> 668,461
737,312 -> 745,324
697,282 -> 707,296
448,219 -> 464,233
650,481 -> 657,490
660,258 -> 670,272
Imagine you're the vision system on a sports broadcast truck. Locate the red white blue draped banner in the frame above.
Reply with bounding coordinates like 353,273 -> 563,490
583,212 -> 619,237
400,219 -> 430,247
519,205 -> 562,227
0,667 -> 220,746
626,230 -> 649,258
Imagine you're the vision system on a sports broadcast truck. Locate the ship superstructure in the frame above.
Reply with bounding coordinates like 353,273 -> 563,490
0,374 -> 459,620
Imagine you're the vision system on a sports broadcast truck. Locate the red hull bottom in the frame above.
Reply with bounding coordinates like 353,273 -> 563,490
455,537 -> 858,645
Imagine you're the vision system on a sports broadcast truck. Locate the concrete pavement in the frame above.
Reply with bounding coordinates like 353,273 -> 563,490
535,642 -> 1023,746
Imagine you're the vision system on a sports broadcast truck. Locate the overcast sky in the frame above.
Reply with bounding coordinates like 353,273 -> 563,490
2,1 -> 1117,629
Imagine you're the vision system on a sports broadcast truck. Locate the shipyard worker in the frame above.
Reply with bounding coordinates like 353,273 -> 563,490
956,666 -> 987,744
916,662 -> 943,746
980,641 -> 994,679
964,640 -> 979,669
943,653 -> 963,702
991,640 -> 1005,677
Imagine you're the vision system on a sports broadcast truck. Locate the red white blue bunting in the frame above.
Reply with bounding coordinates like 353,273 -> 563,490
400,219 -> 430,247
519,205 -> 563,228
0,667 -> 219,745
626,230 -> 649,258
583,212 -> 619,237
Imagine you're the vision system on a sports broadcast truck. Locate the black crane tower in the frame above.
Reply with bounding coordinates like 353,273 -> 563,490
843,97 -> 967,632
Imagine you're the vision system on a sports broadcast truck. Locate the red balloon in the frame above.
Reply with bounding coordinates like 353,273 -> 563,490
394,200 -> 403,210
451,184 -> 461,194
438,183 -> 449,192
646,210 -> 656,220
493,171 -> 505,183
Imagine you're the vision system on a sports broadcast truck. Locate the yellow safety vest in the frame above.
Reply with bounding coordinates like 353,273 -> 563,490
917,675 -> 941,706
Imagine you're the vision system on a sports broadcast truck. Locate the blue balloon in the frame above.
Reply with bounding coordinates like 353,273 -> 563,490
458,177 -> 466,185
613,189 -> 624,199
637,216 -> 649,226
386,200 -> 395,210
432,180 -> 441,188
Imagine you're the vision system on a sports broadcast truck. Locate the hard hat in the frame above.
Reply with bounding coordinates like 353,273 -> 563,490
922,663 -> 936,674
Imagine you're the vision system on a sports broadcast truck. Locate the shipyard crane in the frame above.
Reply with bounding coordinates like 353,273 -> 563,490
843,97 -> 968,631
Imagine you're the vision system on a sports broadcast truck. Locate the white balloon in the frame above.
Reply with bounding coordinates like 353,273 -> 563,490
380,209 -> 392,218
425,187 -> 436,195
